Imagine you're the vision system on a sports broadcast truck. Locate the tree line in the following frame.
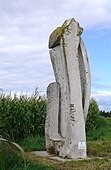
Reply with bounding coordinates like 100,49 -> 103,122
100,110 -> 111,118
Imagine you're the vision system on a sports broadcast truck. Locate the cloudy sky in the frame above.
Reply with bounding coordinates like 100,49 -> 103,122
0,0 -> 111,111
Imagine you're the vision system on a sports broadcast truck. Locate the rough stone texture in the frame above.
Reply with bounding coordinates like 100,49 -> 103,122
79,39 -> 91,120
50,45 -> 70,138
45,82 -> 61,150
45,18 -> 91,159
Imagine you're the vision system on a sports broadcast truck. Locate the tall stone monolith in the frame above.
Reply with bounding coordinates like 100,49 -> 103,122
45,18 -> 91,159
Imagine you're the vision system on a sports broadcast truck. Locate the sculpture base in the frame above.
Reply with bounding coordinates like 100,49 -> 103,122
30,151 -> 88,161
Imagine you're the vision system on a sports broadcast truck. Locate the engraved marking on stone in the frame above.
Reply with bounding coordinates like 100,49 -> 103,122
70,104 -> 76,124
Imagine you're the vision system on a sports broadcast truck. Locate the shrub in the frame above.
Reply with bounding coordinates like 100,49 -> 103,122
86,98 -> 99,132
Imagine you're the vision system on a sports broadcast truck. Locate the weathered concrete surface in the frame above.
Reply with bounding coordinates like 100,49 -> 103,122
45,18 -> 91,159
45,82 -> 61,151
79,39 -> 91,121
30,151 -> 69,162
59,19 -> 86,159
50,45 -> 70,138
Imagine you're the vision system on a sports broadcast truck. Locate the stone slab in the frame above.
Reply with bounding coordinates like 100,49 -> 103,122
30,151 -> 67,162
29,151 -> 104,162
46,18 -> 91,159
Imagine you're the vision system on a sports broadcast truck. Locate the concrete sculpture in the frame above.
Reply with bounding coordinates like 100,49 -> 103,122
45,18 -> 91,159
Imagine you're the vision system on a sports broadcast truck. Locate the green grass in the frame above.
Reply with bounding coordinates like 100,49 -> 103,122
21,116 -> 111,169
19,135 -> 46,152
18,116 -> 111,153
25,150 -> 111,170
0,142 -> 56,170
64,158 -> 111,170
26,163 -> 57,170
87,140 -> 111,157
86,116 -> 111,141
5,155 -> 57,170
24,139 -> 111,170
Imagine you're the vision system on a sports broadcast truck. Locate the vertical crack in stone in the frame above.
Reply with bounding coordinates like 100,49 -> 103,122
78,44 -> 86,110
58,84 -> 62,136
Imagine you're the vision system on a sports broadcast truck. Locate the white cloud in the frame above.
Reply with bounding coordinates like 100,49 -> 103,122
0,0 -> 111,111
92,83 -> 111,90
92,91 -> 111,111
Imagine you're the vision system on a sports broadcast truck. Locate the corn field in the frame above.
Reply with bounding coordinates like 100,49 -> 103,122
0,89 -> 46,141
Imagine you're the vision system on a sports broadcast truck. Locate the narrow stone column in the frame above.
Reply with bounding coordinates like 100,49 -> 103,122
49,45 -> 70,138
45,18 -> 91,159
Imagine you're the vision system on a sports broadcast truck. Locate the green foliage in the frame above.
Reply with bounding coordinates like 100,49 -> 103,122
86,98 -> 99,132
4,153 -> 25,170
0,90 -> 46,141
0,137 -> 26,170
19,135 -> 46,152
100,110 -> 111,117
87,116 -> 111,141
6,156 -> 56,170
0,137 -> 56,170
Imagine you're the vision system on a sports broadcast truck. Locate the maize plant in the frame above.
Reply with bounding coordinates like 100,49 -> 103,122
0,89 -> 46,141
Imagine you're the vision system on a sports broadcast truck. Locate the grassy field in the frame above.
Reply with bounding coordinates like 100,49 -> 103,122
1,120 -> 111,169
22,116 -> 111,170
23,138 -> 111,170
25,141 -> 111,170
87,116 -> 111,141
2,116 -> 111,169
1,92 -> 111,169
